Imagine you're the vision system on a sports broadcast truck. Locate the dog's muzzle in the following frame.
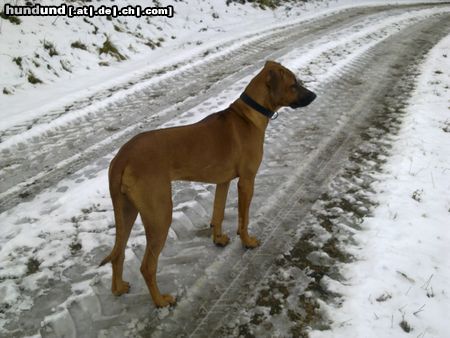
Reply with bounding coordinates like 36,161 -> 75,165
290,90 -> 317,108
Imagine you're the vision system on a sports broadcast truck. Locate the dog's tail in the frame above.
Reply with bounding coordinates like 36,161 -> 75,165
99,254 -> 112,267
99,229 -> 122,266
99,156 -> 134,268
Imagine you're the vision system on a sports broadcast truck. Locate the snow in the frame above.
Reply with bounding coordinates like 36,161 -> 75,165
1,0 -> 450,335
0,0 -> 445,132
1,2 -> 443,203
311,32 -> 450,338
162,6 -> 446,128
0,0 -> 337,130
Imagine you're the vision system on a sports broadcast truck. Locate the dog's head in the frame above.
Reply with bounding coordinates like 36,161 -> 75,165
264,61 -> 316,109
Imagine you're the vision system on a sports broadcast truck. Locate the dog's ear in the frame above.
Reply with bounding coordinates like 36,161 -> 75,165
265,60 -> 281,68
266,68 -> 282,97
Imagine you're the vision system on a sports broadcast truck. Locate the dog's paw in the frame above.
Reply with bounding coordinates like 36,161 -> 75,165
112,281 -> 130,296
155,294 -> 176,308
242,236 -> 260,249
214,234 -> 230,247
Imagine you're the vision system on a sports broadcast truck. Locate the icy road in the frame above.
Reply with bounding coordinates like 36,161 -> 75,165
1,3 -> 450,337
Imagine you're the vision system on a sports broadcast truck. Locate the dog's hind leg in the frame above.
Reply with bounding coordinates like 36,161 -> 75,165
109,192 -> 138,296
136,181 -> 176,307
211,181 -> 230,246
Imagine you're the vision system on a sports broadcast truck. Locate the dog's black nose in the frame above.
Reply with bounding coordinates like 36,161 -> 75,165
308,91 -> 317,104
292,90 -> 317,108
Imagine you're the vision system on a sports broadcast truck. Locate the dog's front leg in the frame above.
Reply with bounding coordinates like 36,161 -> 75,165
237,177 -> 260,248
211,181 -> 231,247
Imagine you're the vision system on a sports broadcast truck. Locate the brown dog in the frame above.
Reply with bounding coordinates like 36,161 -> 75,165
100,61 -> 316,307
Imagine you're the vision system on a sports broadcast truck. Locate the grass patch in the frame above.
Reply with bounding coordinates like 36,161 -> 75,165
255,281 -> 289,315
412,189 -> 423,202
71,41 -> 87,50
43,40 -> 58,57
376,292 -> 392,302
26,257 -> 41,275
237,323 -> 254,338
442,120 -> 450,133
144,40 -> 156,49
13,56 -> 23,69
0,11 -> 21,24
399,319 -> 412,333
70,241 -> 82,255
322,238 -> 352,263
28,72 -> 42,84
99,37 -> 126,61
226,0 -> 280,9
287,235 -> 318,270
250,312 -> 265,325
317,214 -> 335,232
290,294 -> 327,337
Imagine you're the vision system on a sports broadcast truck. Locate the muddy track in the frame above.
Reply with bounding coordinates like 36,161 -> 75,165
0,3 -> 445,214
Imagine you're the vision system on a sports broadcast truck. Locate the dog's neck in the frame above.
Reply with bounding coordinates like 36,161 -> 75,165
239,93 -> 276,119
230,70 -> 281,131
230,98 -> 270,132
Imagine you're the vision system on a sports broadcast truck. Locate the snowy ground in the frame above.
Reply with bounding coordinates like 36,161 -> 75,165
0,0 -> 445,130
0,0 -> 449,337
0,0 -> 385,129
311,32 -> 450,338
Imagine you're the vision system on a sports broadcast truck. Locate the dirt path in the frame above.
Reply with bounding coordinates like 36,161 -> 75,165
1,4 -> 450,338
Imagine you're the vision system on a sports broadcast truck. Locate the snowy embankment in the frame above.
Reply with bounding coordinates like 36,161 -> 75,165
312,34 -> 450,338
0,0 -> 442,130
0,0 -> 338,129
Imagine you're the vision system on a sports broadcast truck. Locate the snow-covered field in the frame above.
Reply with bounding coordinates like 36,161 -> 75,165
0,0 -> 376,129
0,0 -> 444,130
0,0 -> 449,336
312,32 -> 450,338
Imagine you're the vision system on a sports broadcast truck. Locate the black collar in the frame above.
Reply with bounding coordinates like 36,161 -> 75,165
240,93 -> 276,119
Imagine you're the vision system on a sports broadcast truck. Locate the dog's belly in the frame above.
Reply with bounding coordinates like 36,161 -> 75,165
172,163 -> 237,184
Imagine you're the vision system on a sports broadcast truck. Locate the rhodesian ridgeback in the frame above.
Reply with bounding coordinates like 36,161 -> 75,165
100,61 -> 316,307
